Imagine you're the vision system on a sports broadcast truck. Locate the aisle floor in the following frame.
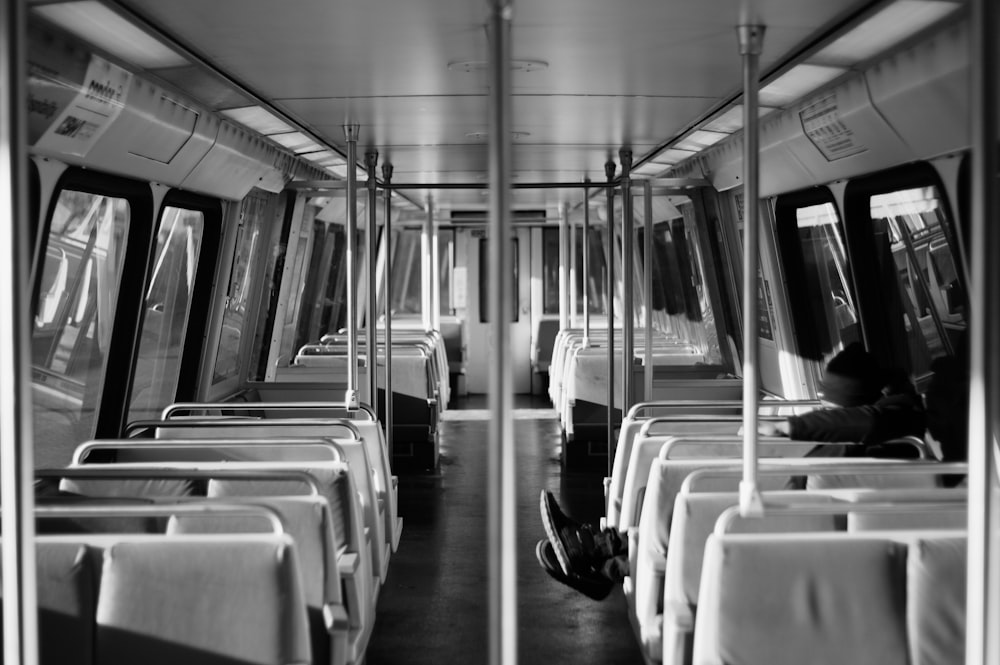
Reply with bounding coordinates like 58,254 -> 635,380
366,395 -> 643,665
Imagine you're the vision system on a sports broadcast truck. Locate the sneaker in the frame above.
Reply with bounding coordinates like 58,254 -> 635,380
534,539 -> 613,601
539,490 -> 624,576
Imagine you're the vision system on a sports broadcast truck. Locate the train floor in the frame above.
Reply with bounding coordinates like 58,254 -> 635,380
366,394 -> 643,665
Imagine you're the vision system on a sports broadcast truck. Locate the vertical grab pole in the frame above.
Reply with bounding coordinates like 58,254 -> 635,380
643,180 -> 654,402
0,0 -> 39,662
366,150 -> 380,416
559,203 -> 569,331
737,25 -> 765,516
343,124 -> 361,409
582,180 -> 591,347
422,195 -> 434,331
620,149 -> 634,412
382,163 -> 395,462
432,208 -> 441,331
967,0 -> 1000,662
486,2 -> 516,664
570,209 -> 578,328
605,160 -> 617,477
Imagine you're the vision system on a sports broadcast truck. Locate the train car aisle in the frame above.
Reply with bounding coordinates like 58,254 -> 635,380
366,395 -> 643,664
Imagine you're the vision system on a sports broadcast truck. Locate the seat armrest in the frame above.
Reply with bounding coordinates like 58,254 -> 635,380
337,552 -> 359,577
627,527 -> 640,578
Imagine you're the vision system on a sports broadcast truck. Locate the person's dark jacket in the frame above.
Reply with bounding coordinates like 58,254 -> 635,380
786,390 -> 925,458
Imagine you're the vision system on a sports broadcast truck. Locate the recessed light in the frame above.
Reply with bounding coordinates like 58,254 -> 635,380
465,131 -> 530,140
448,59 -> 548,73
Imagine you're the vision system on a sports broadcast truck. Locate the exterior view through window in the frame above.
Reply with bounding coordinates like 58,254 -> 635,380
127,206 -> 205,422
31,190 -> 130,466
796,202 -> 859,364
869,186 -> 965,376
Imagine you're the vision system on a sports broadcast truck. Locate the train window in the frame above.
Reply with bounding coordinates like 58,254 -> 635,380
390,229 -> 423,317
843,164 -> 966,377
126,205 -> 206,422
542,227 -> 559,314
868,186 -> 964,373
775,190 -> 858,363
676,203 -> 724,364
580,227 -> 608,316
213,194 -> 270,384
31,189 -> 130,462
438,229 -> 454,315
478,238 -> 518,323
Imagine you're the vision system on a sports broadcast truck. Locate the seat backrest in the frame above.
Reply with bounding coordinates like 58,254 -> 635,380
618,437 -> 813,533
95,534 -> 311,665
906,534 -> 966,665
9,541 -> 99,665
694,532 -> 909,665
168,496 -> 341,665
663,491 -> 840,612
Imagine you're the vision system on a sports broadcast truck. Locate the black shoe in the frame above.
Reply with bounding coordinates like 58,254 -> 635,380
535,540 -> 613,601
540,490 -> 623,576
539,490 -> 585,575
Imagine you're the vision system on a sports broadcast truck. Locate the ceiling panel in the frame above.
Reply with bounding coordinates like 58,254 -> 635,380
116,0 -> 875,208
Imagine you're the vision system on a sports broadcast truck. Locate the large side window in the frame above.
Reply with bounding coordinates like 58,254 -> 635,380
542,227 -> 560,315
845,166 -> 965,377
775,191 -> 859,363
438,229 -> 454,315
126,203 -> 209,422
32,187 -> 131,464
213,192 -> 271,384
390,228 -> 424,317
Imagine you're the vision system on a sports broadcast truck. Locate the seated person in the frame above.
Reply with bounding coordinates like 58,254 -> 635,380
757,342 -> 924,456
536,342 -> 928,600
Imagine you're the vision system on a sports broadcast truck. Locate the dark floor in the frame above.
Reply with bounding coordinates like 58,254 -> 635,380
366,395 -> 643,665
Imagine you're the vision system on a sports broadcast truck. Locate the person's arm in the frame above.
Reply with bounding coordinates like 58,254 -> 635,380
756,420 -> 790,437
786,406 -> 876,442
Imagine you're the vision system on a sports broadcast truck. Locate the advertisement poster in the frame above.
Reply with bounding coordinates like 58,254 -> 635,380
799,93 -> 867,162
33,54 -> 131,157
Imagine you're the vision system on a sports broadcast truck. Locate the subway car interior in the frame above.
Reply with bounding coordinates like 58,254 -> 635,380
1,0 -> 998,664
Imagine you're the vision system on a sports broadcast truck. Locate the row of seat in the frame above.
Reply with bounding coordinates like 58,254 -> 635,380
543,326 -> 732,467
24,401 -> 400,665
287,326 -> 451,469
596,395 -> 967,665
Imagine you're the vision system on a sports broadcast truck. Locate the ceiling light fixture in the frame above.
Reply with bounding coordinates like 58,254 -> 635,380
448,59 -> 548,73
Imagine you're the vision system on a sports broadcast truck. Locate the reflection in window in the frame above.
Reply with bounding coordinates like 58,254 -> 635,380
869,186 -> 965,376
795,202 -> 859,363
576,226 -> 608,316
676,205 -> 724,364
213,194 -> 268,383
438,229 -> 454,315
127,206 -> 205,422
32,190 -> 130,465
542,227 -> 560,315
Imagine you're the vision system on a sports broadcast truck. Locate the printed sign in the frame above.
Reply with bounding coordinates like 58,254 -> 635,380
799,94 -> 867,162
35,54 -> 131,157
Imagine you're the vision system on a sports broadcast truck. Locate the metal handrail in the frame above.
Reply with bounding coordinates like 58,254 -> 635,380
715,498 -> 970,535
38,467 -> 324,497
72,438 -> 344,466
626,398 -> 821,421
635,413 -> 792,440
682,461 -> 969,496
127,417 -> 364,441
34,501 -> 286,535
161,401 -> 376,422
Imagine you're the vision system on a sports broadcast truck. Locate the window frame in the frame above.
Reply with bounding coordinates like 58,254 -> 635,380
842,162 -> 963,376
774,186 -> 856,362
31,167 -> 155,446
